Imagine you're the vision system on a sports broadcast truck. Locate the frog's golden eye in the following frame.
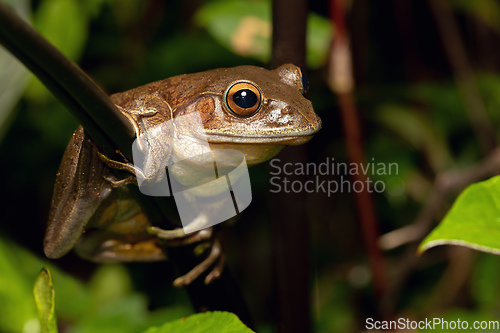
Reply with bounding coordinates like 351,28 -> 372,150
224,82 -> 262,117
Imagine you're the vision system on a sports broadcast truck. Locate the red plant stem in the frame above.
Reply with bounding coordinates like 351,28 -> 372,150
338,92 -> 387,298
329,0 -> 388,298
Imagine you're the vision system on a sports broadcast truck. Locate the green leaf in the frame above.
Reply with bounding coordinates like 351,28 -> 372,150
0,234 -> 93,331
195,0 -> 332,69
0,234 -> 189,333
33,268 -> 58,333
143,311 -> 255,333
419,175 -> 500,254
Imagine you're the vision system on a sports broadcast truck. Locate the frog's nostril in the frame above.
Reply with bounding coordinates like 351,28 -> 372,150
282,106 -> 292,114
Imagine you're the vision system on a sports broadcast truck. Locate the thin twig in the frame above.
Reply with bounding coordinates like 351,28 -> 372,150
429,247 -> 475,311
428,0 -> 497,153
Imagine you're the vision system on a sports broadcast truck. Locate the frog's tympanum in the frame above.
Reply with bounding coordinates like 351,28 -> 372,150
44,64 -> 321,287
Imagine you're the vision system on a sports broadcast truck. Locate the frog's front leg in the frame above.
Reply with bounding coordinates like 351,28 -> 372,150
97,102 -> 171,187
97,151 -> 141,187
99,154 -> 225,286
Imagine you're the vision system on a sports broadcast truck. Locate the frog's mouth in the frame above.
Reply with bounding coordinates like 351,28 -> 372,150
206,133 -> 314,146
204,123 -> 321,146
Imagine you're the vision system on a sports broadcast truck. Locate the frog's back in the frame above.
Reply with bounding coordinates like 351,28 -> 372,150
44,126 -> 166,262
44,126 -> 114,258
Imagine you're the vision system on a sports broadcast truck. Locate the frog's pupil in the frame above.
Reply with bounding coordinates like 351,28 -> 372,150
233,89 -> 257,109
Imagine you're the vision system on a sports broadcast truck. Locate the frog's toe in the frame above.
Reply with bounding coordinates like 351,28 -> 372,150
204,250 -> 225,284
98,151 -> 143,177
149,226 -> 213,245
104,174 -> 138,188
172,238 -> 224,287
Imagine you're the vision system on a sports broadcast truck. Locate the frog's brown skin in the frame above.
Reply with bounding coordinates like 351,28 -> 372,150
44,64 -> 321,286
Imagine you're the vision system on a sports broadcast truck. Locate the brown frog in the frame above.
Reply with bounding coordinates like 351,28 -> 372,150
44,64 -> 321,286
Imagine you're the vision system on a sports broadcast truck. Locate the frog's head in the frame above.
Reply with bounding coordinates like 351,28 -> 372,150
170,64 -> 322,165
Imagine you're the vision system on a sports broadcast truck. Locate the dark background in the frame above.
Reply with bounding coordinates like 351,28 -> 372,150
2,0 -> 500,332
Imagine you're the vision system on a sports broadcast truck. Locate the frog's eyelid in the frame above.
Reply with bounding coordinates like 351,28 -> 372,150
201,80 -> 262,95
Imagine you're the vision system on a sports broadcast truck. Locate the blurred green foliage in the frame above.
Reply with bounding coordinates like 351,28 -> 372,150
451,0 -> 500,34
26,263 -> 252,332
195,0 -> 332,68
24,0 -> 89,102
0,235 -> 193,332
0,0 -> 30,140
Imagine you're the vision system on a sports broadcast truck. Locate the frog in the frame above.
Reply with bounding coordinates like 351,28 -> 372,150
44,64 -> 321,287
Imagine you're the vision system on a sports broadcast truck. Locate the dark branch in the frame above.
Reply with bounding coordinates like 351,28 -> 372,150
271,0 -> 307,69
0,3 -> 135,159
271,0 -> 311,332
0,2 -> 252,327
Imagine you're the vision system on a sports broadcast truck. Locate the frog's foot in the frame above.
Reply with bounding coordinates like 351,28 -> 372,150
148,225 -> 225,287
173,237 -> 225,287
